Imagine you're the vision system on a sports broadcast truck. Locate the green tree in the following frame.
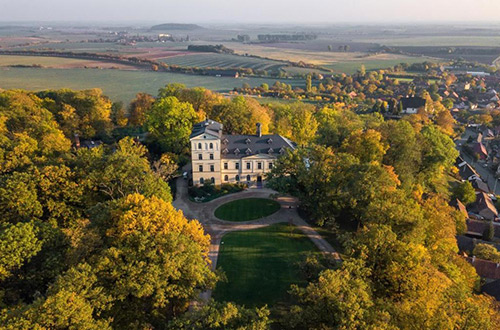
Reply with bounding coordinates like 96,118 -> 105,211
305,74 -> 312,93
145,96 -> 198,153
451,181 -> 476,206
167,301 -> 270,330
473,243 -> 500,263
110,101 -> 127,127
0,221 -> 42,280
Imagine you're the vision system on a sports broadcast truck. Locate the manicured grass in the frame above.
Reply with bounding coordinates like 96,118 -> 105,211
214,198 -> 281,221
213,223 -> 319,307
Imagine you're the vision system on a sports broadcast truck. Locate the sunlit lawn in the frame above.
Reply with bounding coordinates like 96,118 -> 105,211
213,223 -> 319,307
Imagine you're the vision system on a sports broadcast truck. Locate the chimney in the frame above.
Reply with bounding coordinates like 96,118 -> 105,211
256,123 -> 262,137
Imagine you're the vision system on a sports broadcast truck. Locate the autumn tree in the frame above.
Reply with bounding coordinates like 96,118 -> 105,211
128,92 -> 155,126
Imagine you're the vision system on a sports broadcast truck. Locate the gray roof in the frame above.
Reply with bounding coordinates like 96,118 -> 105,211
190,119 -> 223,139
221,134 -> 295,159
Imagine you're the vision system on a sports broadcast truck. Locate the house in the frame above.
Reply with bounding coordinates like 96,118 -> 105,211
400,96 -> 427,114
456,157 -> 480,181
471,178 -> 490,194
472,142 -> 488,160
190,119 -> 296,186
482,279 -> 500,301
452,199 -> 470,219
467,257 -> 500,279
470,192 -> 498,221
205,69 -> 239,78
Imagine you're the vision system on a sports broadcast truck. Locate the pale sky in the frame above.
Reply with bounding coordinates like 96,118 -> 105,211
1,0 -> 500,23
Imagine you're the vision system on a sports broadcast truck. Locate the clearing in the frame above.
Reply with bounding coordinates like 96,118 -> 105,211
212,223 -> 319,306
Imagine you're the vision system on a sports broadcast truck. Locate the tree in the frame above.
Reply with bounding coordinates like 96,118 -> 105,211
285,260 -> 375,330
290,107 -> 318,146
145,96 -> 198,154
0,221 -> 41,281
359,64 -> 366,76
38,88 -> 113,139
93,193 -> 216,328
77,137 -> 172,203
451,181 -> 476,206
110,101 -> 127,127
209,96 -> 271,135
342,129 -> 388,164
305,74 -> 312,93
128,93 -> 155,127
152,153 -> 179,182
167,301 -> 270,330
473,243 -> 500,263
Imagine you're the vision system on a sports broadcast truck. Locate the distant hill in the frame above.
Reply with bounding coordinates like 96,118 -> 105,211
150,23 -> 204,31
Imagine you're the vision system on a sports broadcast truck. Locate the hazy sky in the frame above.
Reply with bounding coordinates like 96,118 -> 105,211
1,0 -> 500,23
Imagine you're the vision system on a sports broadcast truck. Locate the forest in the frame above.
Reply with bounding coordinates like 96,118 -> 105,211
0,81 -> 499,329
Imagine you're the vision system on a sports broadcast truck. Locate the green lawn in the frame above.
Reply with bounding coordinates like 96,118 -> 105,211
214,198 -> 281,221
213,223 -> 319,307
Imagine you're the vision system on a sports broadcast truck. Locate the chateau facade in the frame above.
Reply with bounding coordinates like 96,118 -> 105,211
190,119 -> 296,186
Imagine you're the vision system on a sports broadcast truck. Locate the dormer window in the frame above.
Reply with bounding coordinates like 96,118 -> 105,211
268,148 -> 274,154
267,138 -> 273,144
245,138 -> 251,144
234,148 -> 240,155
245,148 -> 252,155
279,147 -> 285,154
222,148 -> 229,155
222,138 -> 229,144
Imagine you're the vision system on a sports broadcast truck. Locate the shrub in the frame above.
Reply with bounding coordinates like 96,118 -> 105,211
473,243 -> 500,263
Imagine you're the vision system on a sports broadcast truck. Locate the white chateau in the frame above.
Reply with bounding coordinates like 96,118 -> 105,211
190,119 -> 296,186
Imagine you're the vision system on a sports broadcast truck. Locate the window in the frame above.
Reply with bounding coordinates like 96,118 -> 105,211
257,162 -> 262,170
269,162 -> 273,169
209,143 -> 213,149
200,178 -> 204,184
246,162 -> 251,170
199,165 -> 203,172
246,175 -> 251,182
210,165 -> 215,172
235,163 -> 240,170
198,154 -> 203,160
198,143 -> 202,149
224,175 -> 229,181
210,154 -> 214,160
236,175 -> 240,182
224,163 -> 228,170
211,177 -> 215,184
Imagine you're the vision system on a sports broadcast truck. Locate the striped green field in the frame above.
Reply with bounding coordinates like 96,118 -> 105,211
160,53 -> 286,71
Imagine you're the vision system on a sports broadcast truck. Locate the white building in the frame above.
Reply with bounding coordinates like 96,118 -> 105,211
190,119 -> 296,186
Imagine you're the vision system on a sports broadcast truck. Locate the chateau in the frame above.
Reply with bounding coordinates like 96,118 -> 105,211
190,119 -> 296,186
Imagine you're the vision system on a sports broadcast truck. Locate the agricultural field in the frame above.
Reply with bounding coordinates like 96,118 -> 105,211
213,223 -> 319,307
0,55 -> 137,70
159,52 -> 286,71
224,42 -> 434,73
0,67 -> 303,104
359,36 -> 500,47
325,56 -> 439,74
